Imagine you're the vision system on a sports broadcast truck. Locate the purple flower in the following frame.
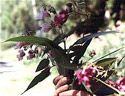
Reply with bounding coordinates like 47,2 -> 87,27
43,25 -> 52,32
66,2 -> 72,12
17,50 -> 25,61
37,7 -> 51,20
52,10 -> 69,27
40,23 -> 52,32
15,42 -> 26,49
27,54 -> 35,60
27,50 -> 35,60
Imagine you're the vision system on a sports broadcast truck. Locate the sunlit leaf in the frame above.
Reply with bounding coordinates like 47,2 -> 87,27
22,67 -> 50,94
96,57 -> 117,68
5,36 -> 53,46
36,59 -> 49,72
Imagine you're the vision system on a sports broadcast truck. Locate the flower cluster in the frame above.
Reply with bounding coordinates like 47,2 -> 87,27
37,6 -> 52,33
76,66 -> 125,93
36,3 -> 72,34
52,3 -> 72,27
107,77 -> 125,92
15,42 -> 36,61
76,67 -> 96,88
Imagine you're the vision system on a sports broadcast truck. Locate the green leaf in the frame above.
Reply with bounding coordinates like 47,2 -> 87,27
96,58 -> 117,68
22,67 -> 50,94
73,31 -> 118,45
42,47 -> 51,57
4,36 -> 53,46
35,59 -> 49,72
61,63 -> 78,70
117,55 -> 125,66
93,77 -> 120,94
72,39 -> 92,64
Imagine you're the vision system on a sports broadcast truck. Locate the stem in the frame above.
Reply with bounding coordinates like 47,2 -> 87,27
60,27 -> 66,50
93,46 -> 125,63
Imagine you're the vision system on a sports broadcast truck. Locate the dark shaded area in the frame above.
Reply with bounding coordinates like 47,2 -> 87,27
74,0 -> 107,36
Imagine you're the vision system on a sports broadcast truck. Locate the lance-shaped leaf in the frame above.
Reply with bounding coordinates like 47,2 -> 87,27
22,67 -> 50,94
93,77 -> 120,95
73,39 -> 92,64
73,31 -> 118,45
36,59 -> 49,72
5,36 -> 53,46
96,57 -> 117,68
117,55 -> 125,66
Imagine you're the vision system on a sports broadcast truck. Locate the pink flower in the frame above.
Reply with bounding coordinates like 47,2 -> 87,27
15,42 -> 26,49
84,67 -> 95,76
107,80 -> 116,87
17,50 -> 25,61
76,69 -> 83,85
107,77 -> 125,92
76,67 -> 95,88
53,10 -> 69,27
116,77 -> 125,92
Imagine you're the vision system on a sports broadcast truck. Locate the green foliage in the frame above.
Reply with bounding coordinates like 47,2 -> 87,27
1,0 -> 35,40
96,57 -> 117,68
5,36 -> 53,46
36,59 -> 49,72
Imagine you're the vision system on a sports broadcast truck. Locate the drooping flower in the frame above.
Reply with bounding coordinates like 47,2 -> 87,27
17,50 -> 25,61
52,3 -> 72,27
36,6 -> 51,20
53,10 -> 69,27
66,2 -> 72,12
40,22 -> 52,32
15,42 -> 26,49
27,50 -> 35,60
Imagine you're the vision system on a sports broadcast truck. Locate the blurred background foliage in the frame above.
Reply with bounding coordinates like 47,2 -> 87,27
0,0 -> 125,96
